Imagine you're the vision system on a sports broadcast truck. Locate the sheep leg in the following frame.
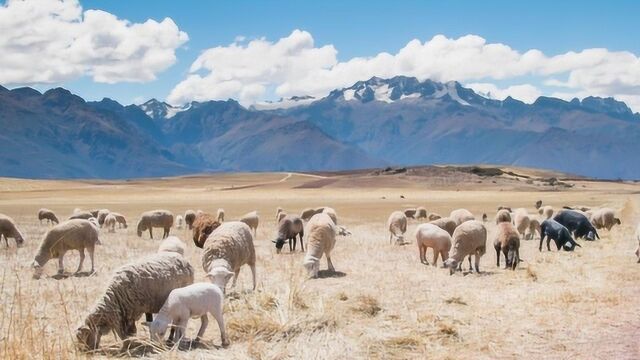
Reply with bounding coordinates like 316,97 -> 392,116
213,304 -> 229,347
495,245 -> 501,267
149,228 -> 153,239
389,233 -> 393,244
547,237 -> 553,251
57,256 -> 64,275
419,245 -> 426,264
195,314 -> 208,342
440,251 -> 448,267
231,269 -> 240,288
289,237 -> 294,252
474,253 -> 481,273
326,254 -> 335,272
164,227 -> 169,239
431,249 -> 439,267
250,263 -> 256,291
299,233 -> 304,252
88,247 -> 95,273
502,249 -> 509,269
467,255 -> 472,272
75,248 -> 85,273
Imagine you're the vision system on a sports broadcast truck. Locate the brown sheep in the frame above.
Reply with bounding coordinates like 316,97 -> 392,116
493,222 -> 520,270
192,213 -> 222,248
415,207 -> 428,220
0,213 -> 25,247
137,210 -> 174,239
591,208 -> 621,231
429,217 -> 457,236
184,210 -> 197,230
404,208 -> 417,219
428,213 -> 442,221
495,209 -> 512,224
38,208 -> 59,225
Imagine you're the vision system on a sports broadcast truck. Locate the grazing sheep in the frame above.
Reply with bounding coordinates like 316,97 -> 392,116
75,250 -> 194,351
449,209 -> 475,226
216,208 -> 225,223
535,200 -> 543,210
428,213 -> 442,221
184,210 -> 197,230
538,205 -> 554,219
146,282 -> 228,346
322,207 -> 338,225
137,210 -> 174,239
192,213 -> 222,248
96,209 -> 110,227
513,209 -> 531,240
32,219 -> 100,278
635,223 -> 640,263
274,215 -> 305,253
104,213 -> 117,233
69,211 -> 93,220
0,213 -> 25,247
554,210 -> 599,240
443,220 -> 487,275
38,208 -> 59,225
493,222 -> 520,270
495,209 -> 512,224
202,222 -> 256,291
277,211 -> 287,224
300,207 -> 324,221
429,217 -> 457,236
239,211 -> 259,237
539,219 -> 581,252
404,208 -> 417,219
526,218 -> 541,240
415,223 -> 451,266
275,207 -> 285,222
416,207 -> 428,220
176,215 -> 184,229
303,213 -> 337,278
590,208 -> 621,231
387,211 -> 408,244
110,212 -> 127,228
157,236 -> 188,256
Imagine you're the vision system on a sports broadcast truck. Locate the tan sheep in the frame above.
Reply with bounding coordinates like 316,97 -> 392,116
415,207 -> 428,220
275,207 -> 284,222
176,215 -> 184,229
273,215 -> 305,253
495,209 -> 512,224
0,213 -> 25,247
202,221 -> 256,292
239,210 -> 259,237
428,213 -> 442,221
590,208 -> 621,231
387,211 -> 408,244
97,209 -> 110,227
322,207 -> 338,225
137,210 -> 174,239
300,207 -> 324,221
32,219 -> 100,278
184,210 -> 197,230
538,205 -> 554,219
404,208 -> 417,219
513,209 -> 530,239
493,222 -> 520,270
277,211 -> 287,224
429,217 -> 457,236
38,208 -> 59,225
443,220 -> 487,275
69,211 -> 93,220
449,208 -> 475,226
111,212 -> 128,228
192,213 -> 222,248
526,218 -> 541,240
415,223 -> 451,266
303,213 -> 337,278
104,213 -> 117,233
157,236 -> 188,256
216,208 -> 225,222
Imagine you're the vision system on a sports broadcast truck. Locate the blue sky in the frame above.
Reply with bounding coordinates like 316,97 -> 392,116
2,0 -> 639,109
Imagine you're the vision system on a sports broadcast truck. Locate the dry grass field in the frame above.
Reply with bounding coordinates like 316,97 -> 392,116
0,167 -> 638,359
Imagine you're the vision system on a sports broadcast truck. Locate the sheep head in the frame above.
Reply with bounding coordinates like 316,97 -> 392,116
206,267 -> 234,291
443,258 -> 459,275
303,255 -> 320,278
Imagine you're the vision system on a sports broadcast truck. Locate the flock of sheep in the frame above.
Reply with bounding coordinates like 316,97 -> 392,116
0,201 -> 637,353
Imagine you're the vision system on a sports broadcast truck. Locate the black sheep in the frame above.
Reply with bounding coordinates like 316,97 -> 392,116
539,219 -> 581,252
553,210 -> 600,241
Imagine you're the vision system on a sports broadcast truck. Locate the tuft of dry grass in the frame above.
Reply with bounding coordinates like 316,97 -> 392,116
444,296 -> 467,305
351,295 -> 382,317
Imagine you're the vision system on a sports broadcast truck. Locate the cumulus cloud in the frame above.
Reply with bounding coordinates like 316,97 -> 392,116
168,30 -> 640,112
0,0 -> 188,85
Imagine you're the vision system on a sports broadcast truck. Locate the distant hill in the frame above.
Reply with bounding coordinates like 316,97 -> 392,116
0,76 -> 639,179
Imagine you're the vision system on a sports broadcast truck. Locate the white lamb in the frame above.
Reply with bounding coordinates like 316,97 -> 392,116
146,282 -> 228,347
303,213 -> 337,278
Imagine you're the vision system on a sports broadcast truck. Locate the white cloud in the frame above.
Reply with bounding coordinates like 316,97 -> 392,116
466,83 -> 543,104
168,30 -> 640,112
0,0 -> 188,85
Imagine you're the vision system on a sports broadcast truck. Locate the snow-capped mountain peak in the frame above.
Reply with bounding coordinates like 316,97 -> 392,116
139,98 -> 191,120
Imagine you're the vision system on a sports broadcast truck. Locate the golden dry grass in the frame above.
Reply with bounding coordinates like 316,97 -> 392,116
0,171 -> 639,359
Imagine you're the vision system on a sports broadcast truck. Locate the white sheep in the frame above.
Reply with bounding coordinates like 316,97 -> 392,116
449,208 -> 475,226
216,208 -> 225,223
443,220 -> 487,275
415,223 -> 451,266
202,221 -> 256,292
590,208 -> 621,231
158,236 -> 188,256
513,209 -> 530,240
493,222 -> 520,270
75,249 -> 194,351
104,213 -> 117,233
32,219 -> 100,278
239,210 -> 259,237
0,213 -> 25,247
387,211 -> 408,244
111,212 -> 128,228
303,213 -> 337,278
38,208 -> 59,225
538,205 -> 554,219
300,207 -> 324,221
322,207 -> 338,225
69,211 -> 93,220
146,282 -> 228,347
137,210 -> 174,239
176,215 -> 184,229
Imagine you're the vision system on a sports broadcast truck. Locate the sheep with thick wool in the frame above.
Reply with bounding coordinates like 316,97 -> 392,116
104,213 -> 117,233
513,209 -> 531,239
75,239 -> 194,351
303,213 -> 337,278
495,209 -> 512,224
443,220 -> 487,275
449,208 -> 475,226
387,211 -> 408,244
97,209 -> 110,227
110,212 -> 127,228
137,210 -> 174,239
38,208 -> 59,225
32,219 -> 100,278
415,223 -> 451,266
69,211 -> 93,220
493,222 -> 520,270
429,217 -> 457,236
240,210 -> 260,237
538,205 -> 554,219
192,213 -> 222,248
202,221 -> 256,292
428,213 -> 442,221
590,208 -> 621,231
0,213 -> 25,247
415,207 -> 428,220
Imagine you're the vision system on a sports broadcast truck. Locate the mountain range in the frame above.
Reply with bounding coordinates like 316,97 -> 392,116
1,76 -> 639,179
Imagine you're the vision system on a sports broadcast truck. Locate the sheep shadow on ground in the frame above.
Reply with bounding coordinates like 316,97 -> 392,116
98,337 -> 223,357
461,270 -> 496,277
317,270 -> 347,278
50,271 -> 96,280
